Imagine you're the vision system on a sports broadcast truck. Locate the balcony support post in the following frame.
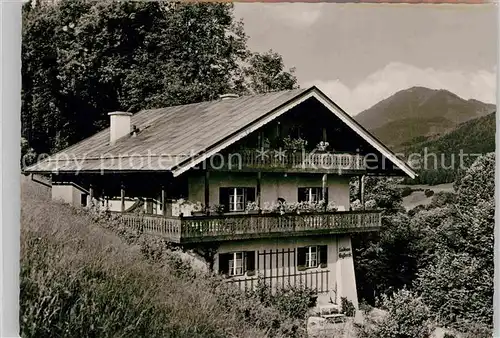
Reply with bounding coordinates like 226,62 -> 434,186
102,188 -> 107,208
322,173 -> 328,211
161,185 -> 167,216
120,183 -> 126,212
257,172 -> 262,210
89,183 -> 94,207
359,175 -> 365,209
204,170 -> 210,213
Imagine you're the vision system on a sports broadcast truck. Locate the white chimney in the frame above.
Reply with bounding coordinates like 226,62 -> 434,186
108,111 -> 132,145
219,93 -> 239,100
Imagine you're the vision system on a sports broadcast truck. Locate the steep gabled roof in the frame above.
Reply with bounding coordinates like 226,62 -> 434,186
25,86 -> 417,179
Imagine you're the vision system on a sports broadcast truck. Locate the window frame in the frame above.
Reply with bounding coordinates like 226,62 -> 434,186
305,246 -> 318,268
297,245 -> 328,270
228,252 -> 244,276
220,187 -> 256,213
219,251 -> 255,277
298,187 -> 325,203
228,187 -> 246,212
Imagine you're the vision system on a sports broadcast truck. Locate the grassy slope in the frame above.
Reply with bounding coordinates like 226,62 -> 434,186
398,183 -> 454,210
20,180 -> 300,338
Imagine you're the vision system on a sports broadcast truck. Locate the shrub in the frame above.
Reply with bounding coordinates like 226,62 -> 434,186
401,186 -> 413,198
360,289 -> 434,338
424,189 -> 434,197
358,301 -> 372,315
455,322 -> 492,338
250,280 -> 317,320
340,297 -> 356,317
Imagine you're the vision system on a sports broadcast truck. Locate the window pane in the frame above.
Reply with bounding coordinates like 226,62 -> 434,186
234,252 -> 244,275
235,259 -> 243,273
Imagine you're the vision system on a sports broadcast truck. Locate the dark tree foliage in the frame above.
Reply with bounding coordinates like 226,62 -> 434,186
22,0 -> 298,155
243,50 -> 299,94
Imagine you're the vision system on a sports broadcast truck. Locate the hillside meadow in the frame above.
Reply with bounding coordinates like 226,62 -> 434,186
20,179 -> 311,338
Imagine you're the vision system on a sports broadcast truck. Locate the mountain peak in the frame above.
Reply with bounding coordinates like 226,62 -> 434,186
354,87 -> 495,148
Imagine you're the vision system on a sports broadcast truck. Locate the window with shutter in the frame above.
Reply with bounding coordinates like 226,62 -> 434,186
219,252 -> 256,277
297,246 -> 326,269
306,246 -> 318,267
221,187 -> 256,212
319,245 -> 328,266
298,188 -> 308,203
228,252 -> 244,276
246,251 -> 256,273
246,188 -> 256,203
297,247 -> 307,268
298,187 -> 326,203
218,253 -> 231,275
219,188 -> 230,212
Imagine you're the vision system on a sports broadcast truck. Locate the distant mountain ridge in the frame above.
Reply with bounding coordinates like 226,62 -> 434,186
400,111 -> 496,185
354,86 -> 495,148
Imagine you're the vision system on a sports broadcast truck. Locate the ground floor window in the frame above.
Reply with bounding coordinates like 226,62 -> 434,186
219,251 -> 256,276
297,245 -> 328,269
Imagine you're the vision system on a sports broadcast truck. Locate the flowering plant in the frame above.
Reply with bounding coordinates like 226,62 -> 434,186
262,201 -> 281,213
192,201 -> 204,212
316,141 -> 330,151
245,201 -> 259,212
326,201 -> 338,212
283,136 -> 308,151
209,204 -> 225,214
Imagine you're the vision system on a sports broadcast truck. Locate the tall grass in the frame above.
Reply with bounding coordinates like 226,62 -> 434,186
20,181 -> 306,338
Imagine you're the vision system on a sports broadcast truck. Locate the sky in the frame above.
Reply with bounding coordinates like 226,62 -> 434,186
233,4 -> 497,115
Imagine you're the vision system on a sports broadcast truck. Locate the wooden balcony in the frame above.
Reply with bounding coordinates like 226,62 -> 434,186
208,150 -> 367,173
117,210 -> 382,244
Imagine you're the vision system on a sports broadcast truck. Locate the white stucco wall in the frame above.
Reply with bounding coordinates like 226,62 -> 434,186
215,234 -> 358,307
106,199 -> 138,212
335,235 -> 358,308
51,185 -> 85,208
188,172 -> 351,210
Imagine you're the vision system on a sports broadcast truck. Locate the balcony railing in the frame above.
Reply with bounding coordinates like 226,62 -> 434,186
208,150 -> 367,173
117,210 -> 382,243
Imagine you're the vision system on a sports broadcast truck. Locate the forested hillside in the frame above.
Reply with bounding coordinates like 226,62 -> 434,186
351,153 -> 494,338
400,112 -> 495,185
